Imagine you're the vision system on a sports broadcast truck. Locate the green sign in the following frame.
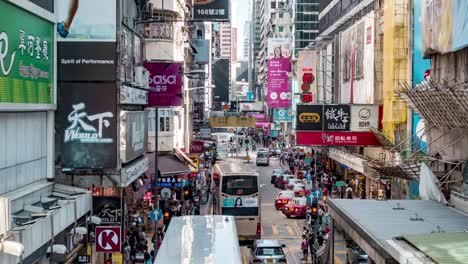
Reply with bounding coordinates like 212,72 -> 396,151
0,0 -> 54,104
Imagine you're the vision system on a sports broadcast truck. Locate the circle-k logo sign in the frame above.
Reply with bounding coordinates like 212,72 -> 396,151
95,226 -> 121,253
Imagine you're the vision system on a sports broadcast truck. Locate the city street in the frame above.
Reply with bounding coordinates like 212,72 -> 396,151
235,154 -> 347,264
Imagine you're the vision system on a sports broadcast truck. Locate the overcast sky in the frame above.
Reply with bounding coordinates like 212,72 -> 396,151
232,0 -> 251,60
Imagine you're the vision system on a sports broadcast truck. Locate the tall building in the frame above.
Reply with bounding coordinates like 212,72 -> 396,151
220,22 -> 232,59
250,0 -> 263,93
292,0 -> 319,56
231,27 -> 238,63
243,21 -> 250,59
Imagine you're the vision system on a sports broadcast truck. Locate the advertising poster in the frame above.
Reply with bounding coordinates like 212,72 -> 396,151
145,62 -> 183,107
57,0 -> 117,82
0,0 -> 54,105
273,109 -> 292,122
57,83 -> 117,168
340,11 -> 375,104
120,111 -> 148,163
93,197 -> 121,224
239,102 -> 264,112
350,105 -> 379,131
422,0 -> 468,55
267,38 -> 292,108
296,131 -> 380,146
412,0 -> 430,153
297,50 -> 317,103
194,0 -> 230,21
222,197 -> 258,208
296,105 -> 323,131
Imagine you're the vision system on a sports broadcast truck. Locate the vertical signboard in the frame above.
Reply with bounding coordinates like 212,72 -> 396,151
296,105 -> 323,131
0,0 -> 54,105
267,38 -> 292,108
120,111 -> 148,163
213,59 -> 230,102
194,0 -> 230,21
95,226 -> 121,253
57,83 -> 117,168
323,105 -> 351,131
340,11 -> 375,104
297,50 -> 317,103
145,62 -> 183,107
412,0 -> 430,153
57,0 -> 117,82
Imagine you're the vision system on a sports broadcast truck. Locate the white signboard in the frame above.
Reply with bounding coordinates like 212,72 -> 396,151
239,102 -> 264,112
350,105 -> 379,131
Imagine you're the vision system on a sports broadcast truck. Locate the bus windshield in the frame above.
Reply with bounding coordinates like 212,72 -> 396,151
222,176 -> 258,195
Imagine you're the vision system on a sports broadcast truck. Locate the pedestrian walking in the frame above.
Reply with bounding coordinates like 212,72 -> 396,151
300,235 -> 309,261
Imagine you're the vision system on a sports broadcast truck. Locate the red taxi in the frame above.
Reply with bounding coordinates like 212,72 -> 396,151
282,197 -> 308,218
285,178 -> 303,190
274,174 -> 295,189
274,190 -> 295,210
293,184 -> 311,197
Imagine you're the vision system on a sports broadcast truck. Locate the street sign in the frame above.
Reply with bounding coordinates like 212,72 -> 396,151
150,209 -> 163,222
95,226 -> 121,253
160,188 -> 172,200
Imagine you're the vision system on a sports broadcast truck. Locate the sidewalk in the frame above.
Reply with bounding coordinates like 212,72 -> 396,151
200,191 -> 214,215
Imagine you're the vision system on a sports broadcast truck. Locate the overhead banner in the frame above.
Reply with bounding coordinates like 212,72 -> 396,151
273,108 -> 292,122
340,11 -> 375,104
422,0 -> 468,55
57,83 -> 117,168
145,62 -> 183,107
267,38 -> 292,108
194,0 -> 230,21
324,105 -> 351,131
209,116 -> 256,128
239,102 -> 264,112
350,105 -> 379,131
296,132 -> 380,146
120,111 -> 148,163
0,0 -> 54,105
297,50 -> 317,103
296,105 -> 323,131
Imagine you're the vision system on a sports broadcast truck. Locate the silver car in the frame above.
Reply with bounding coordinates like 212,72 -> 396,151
256,152 -> 270,166
249,240 -> 287,264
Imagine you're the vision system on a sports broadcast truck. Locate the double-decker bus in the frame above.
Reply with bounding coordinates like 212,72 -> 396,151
216,162 -> 261,242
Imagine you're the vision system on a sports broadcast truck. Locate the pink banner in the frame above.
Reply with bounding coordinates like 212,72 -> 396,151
145,62 -> 183,107
267,58 -> 292,108
296,132 -> 380,146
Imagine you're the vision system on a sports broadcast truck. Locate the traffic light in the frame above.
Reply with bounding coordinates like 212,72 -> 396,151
183,187 -> 192,200
311,200 -> 318,220
163,210 -> 172,225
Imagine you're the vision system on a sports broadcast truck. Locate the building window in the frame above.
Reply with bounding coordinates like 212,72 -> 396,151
278,26 -> 284,32
271,2 -> 276,8
159,117 -> 165,132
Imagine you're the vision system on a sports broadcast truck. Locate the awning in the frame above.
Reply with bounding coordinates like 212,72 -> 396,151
158,155 -> 190,176
174,148 -> 197,169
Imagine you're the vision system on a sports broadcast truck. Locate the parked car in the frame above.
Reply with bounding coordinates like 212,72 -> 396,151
275,174 -> 295,189
346,245 -> 369,264
256,152 -> 270,166
282,197 -> 307,219
285,179 -> 303,190
274,191 -> 295,210
248,240 -> 287,264
293,183 -> 311,197
271,169 -> 285,184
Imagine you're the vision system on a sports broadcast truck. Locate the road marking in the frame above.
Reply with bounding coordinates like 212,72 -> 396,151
272,224 -> 279,236
292,219 -> 303,236
335,256 -> 345,264
261,224 -> 264,236
286,225 -> 294,236
243,255 -> 247,264
335,241 -> 346,245
262,203 -> 275,206
335,250 -> 347,254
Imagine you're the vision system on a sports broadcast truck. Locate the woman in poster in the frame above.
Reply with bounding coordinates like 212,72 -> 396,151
234,197 -> 243,208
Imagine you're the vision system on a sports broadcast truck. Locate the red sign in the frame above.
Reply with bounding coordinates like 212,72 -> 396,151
300,92 -> 314,103
296,132 -> 380,146
190,140 -> 204,154
95,226 -> 121,253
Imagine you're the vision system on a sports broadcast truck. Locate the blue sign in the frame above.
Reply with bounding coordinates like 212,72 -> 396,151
247,91 -> 255,101
150,209 -> 163,222
157,182 -> 182,188
273,108 -> 292,122
270,130 -> 280,137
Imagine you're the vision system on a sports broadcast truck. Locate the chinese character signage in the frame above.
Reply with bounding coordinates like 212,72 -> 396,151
296,105 -> 323,131
190,140 -> 204,154
93,197 -> 121,224
0,0 -> 54,105
209,116 -> 256,128
350,105 -> 379,132
267,38 -> 292,108
145,62 -> 183,107
194,0 -> 230,21
296,131 -> 380,146
324,105 -> 351,131
297,50 -> 317,103
57,83 -> 117,168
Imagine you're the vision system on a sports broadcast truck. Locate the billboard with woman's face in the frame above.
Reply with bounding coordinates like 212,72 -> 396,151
267,38 -> 292,108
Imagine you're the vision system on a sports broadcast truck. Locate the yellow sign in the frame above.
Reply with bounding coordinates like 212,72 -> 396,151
209,116 -> 256,128
298,112 -> 320,123
112,253 -> 123,264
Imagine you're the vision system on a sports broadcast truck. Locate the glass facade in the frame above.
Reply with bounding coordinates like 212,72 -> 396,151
294,0 -> 319,56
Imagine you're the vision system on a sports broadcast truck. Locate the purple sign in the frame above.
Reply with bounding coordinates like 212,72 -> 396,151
145,62 -> 183,107
267,58 -> 292,108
